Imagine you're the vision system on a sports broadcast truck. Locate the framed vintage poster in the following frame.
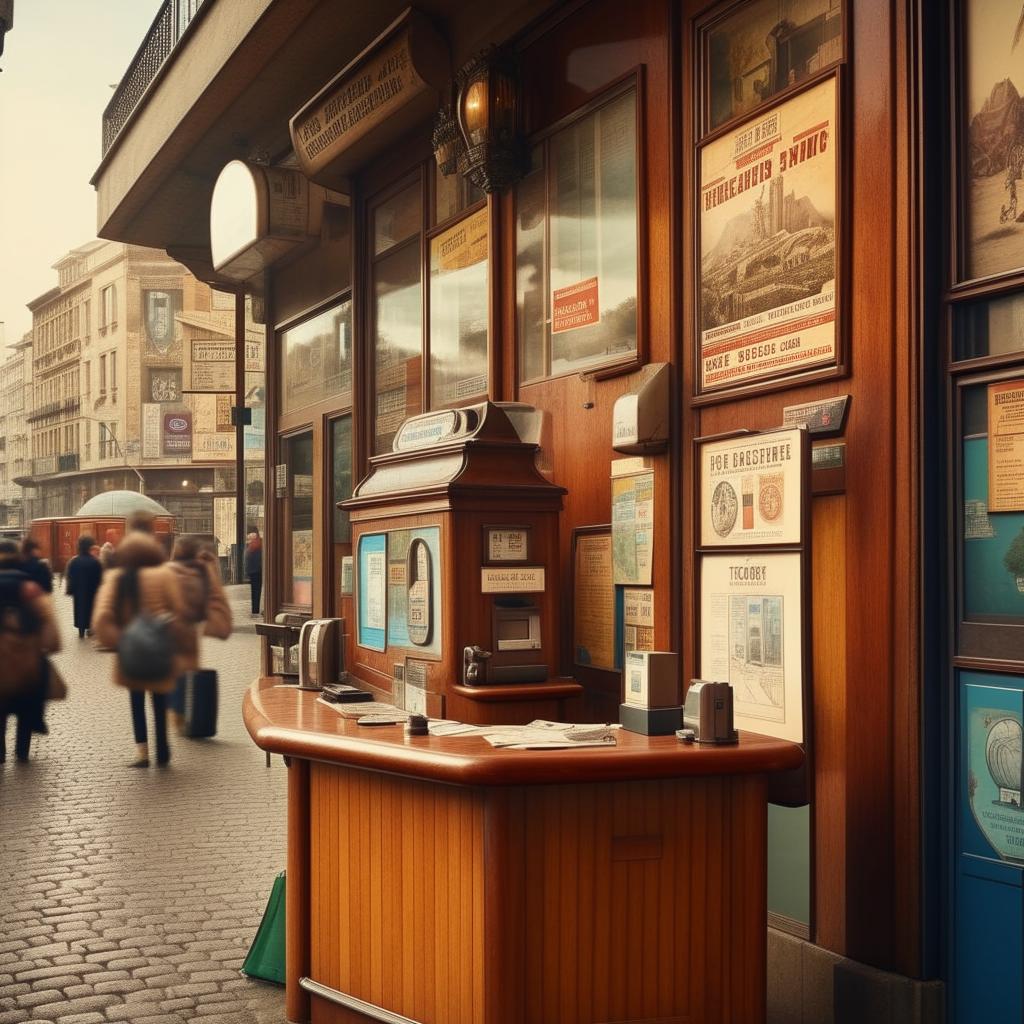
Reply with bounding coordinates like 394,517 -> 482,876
611,469 -> 654,585
700,0 -> 844,135
356,532 -> 387,652
698,550 -> 807,744
697,426 -> 809,547
958,0 -> 1024,283
697,73 -> 841,397
572,525 -> 620,673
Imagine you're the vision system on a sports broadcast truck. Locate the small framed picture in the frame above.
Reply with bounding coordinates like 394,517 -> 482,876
482,525 -> 531,565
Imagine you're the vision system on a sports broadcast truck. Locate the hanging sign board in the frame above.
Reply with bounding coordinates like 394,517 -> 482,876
290,9 -> 450,187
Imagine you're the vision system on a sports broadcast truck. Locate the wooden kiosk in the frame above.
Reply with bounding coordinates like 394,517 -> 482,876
342,402 -> 583,724
244,679 -> 803,1024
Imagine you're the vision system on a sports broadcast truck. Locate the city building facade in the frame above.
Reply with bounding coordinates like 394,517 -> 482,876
0,331 -> 32,528
20,241 -> 265,562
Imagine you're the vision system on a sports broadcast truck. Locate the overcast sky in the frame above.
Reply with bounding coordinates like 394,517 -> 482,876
0,0 -> 164,348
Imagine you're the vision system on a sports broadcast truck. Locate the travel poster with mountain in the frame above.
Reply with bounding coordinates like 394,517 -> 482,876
965,1 -> 1024,281
699,76 -> 837,393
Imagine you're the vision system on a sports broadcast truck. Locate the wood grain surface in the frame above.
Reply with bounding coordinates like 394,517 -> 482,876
306,763 -> 768,1024
244,676 -> 803,786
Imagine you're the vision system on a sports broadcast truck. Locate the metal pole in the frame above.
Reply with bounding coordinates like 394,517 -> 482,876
235,290 -> 246,585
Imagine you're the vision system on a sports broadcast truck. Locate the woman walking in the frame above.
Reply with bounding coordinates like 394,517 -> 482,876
91,530 -> 186,768
65,535 -> 103,639
167,537 -> 232,732
0,540 -> 60,763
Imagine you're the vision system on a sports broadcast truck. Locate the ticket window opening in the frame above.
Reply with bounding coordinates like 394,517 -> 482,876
493,599 -> 541,652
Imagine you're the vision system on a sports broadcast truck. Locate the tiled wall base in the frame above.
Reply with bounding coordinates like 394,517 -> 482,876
768,928 -> 946,1024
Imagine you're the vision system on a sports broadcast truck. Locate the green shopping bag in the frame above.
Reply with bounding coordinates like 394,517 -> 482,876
242,871 -> 286,985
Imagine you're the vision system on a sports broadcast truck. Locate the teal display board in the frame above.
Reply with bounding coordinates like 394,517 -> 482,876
357,533 -> 387,651
963,436 -> 1024,620
956,671 -> 1024,1023
386,526 -> 441,657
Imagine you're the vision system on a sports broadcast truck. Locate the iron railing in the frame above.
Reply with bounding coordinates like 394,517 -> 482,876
101,0 -> 207,156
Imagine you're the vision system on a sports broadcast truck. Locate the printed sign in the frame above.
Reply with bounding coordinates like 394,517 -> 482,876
699,77 -> 837,392
142,404 -> 161,460
162,411 -> 193,455
487,528 -> 529,563
552,277 -> 600,334
988,379 -> 1024,512
481,566 -> 546,593
434,207 -> 488,271
573,532 -> 616,671
699,428 -> 805,547
612,471 -> 654,585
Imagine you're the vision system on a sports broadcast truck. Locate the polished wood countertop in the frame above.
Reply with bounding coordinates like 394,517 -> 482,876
244,676 -> 803,786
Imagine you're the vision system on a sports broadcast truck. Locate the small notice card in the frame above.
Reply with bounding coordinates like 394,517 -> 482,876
989,380 -> 1024,512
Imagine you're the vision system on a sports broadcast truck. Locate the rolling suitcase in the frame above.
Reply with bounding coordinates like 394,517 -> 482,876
181,669 -> 218,739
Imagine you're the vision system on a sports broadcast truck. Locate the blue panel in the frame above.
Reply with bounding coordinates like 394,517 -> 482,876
955,872 -> 1022,1024
357,533 -> 387,651
955,671 -> 1024,1024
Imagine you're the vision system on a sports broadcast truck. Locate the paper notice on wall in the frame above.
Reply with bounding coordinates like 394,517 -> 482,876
573,532 -> 615,671
142,404 -> 161,459
988,380 -> 1024,511
611,471 -> 654,585
365,551 -> 387,629
623,587 -> 654,628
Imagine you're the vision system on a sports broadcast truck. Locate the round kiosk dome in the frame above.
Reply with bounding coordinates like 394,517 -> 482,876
76,491 -> 170,519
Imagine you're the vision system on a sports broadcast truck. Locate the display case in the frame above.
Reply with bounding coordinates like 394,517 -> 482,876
342,401 -> 583,723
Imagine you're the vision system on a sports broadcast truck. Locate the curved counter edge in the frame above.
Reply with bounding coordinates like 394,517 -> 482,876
244,676 -> 804,787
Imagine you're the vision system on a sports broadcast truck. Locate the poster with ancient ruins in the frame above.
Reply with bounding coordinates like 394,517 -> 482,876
964,1 -> 1024,280
705,0 -> 843,132
699,76 -> 837,393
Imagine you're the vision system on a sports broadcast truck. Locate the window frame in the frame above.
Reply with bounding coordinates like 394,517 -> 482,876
514,70 -> 648,387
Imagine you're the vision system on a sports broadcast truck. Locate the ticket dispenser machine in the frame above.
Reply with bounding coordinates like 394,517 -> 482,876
342,402 -> 583,724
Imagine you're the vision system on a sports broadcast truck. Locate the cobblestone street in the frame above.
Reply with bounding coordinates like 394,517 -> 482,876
0,585 -> 288,1024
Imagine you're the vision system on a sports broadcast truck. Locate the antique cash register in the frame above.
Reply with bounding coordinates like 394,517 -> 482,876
341,402 -> 582,723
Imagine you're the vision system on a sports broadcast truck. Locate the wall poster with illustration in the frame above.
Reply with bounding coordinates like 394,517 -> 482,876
702,0 -> 843,134
697,74 -> 840,395
961,0 -> 1024,282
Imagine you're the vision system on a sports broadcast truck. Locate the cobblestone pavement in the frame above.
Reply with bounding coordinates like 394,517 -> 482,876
0,586 -> 288,1024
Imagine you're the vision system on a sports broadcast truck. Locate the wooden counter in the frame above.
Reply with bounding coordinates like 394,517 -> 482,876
244,677 -> 804,1024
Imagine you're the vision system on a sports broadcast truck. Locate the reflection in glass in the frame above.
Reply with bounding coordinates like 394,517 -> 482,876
955,292 -> 1024,362
706,0 -> 843,131
373,242 -> 422,453
430,207 -> 488,407
280,300 -> 352,415
332,416 -> 353,545
516,89 -> 638,382
435,170 -> 484,226
210,161 -> 259,267
285,431 -> 314,608
374,182 -> 422,256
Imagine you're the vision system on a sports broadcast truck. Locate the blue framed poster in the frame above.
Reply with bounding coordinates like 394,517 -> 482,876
357,533 -> 387,651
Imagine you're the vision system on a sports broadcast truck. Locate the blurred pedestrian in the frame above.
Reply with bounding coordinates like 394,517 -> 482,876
167,537 -> 232,733
91,530 -> 186,768
0,540 -> 60,764
20,538 -> 53,593
66,535 -> 103,639
244,530 -> 262,618
99,530 -> 118,569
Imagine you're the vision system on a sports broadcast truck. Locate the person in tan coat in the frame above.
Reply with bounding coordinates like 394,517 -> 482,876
166,537 -> 232,733
91,530 -> 188,767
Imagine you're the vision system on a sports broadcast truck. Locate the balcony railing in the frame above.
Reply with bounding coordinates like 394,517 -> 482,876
30,453 -> 80,479
101,0 -> 208,156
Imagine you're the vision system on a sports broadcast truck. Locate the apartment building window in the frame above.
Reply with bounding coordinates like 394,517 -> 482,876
110,351 -> 117,399
99,354 -> 107,395
100,285 -> 117,329
84,300 -> 91,338
83,361 -> 90,400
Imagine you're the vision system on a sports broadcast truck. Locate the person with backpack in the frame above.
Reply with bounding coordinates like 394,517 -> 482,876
166,536 -> 232,734
91,530 -> 187,768
0,540 -> 60,764
65,535 -> 103,639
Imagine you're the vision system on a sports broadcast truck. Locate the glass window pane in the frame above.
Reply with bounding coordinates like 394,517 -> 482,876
435,168 -> 484,225
516,146 -> 547,383
955,293 -> 1024,362
373,241 -> 422,453
284,431 -> 314,608
280,300 -> 352,415
429,207 -> 489,406
516,89 -> 639,382
374,181 -> 422,256
332,416 -> 353,544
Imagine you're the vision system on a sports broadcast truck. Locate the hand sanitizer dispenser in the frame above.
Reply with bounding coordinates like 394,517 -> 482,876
612,363 -> 670,455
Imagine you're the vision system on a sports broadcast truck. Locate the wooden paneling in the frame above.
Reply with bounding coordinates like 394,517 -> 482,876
307,762 -> 769,1024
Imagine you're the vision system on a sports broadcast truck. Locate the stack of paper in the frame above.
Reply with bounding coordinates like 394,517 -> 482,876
428,719 -> 620,750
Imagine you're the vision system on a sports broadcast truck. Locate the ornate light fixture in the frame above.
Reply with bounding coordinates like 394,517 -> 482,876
453,46 -> 524,193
